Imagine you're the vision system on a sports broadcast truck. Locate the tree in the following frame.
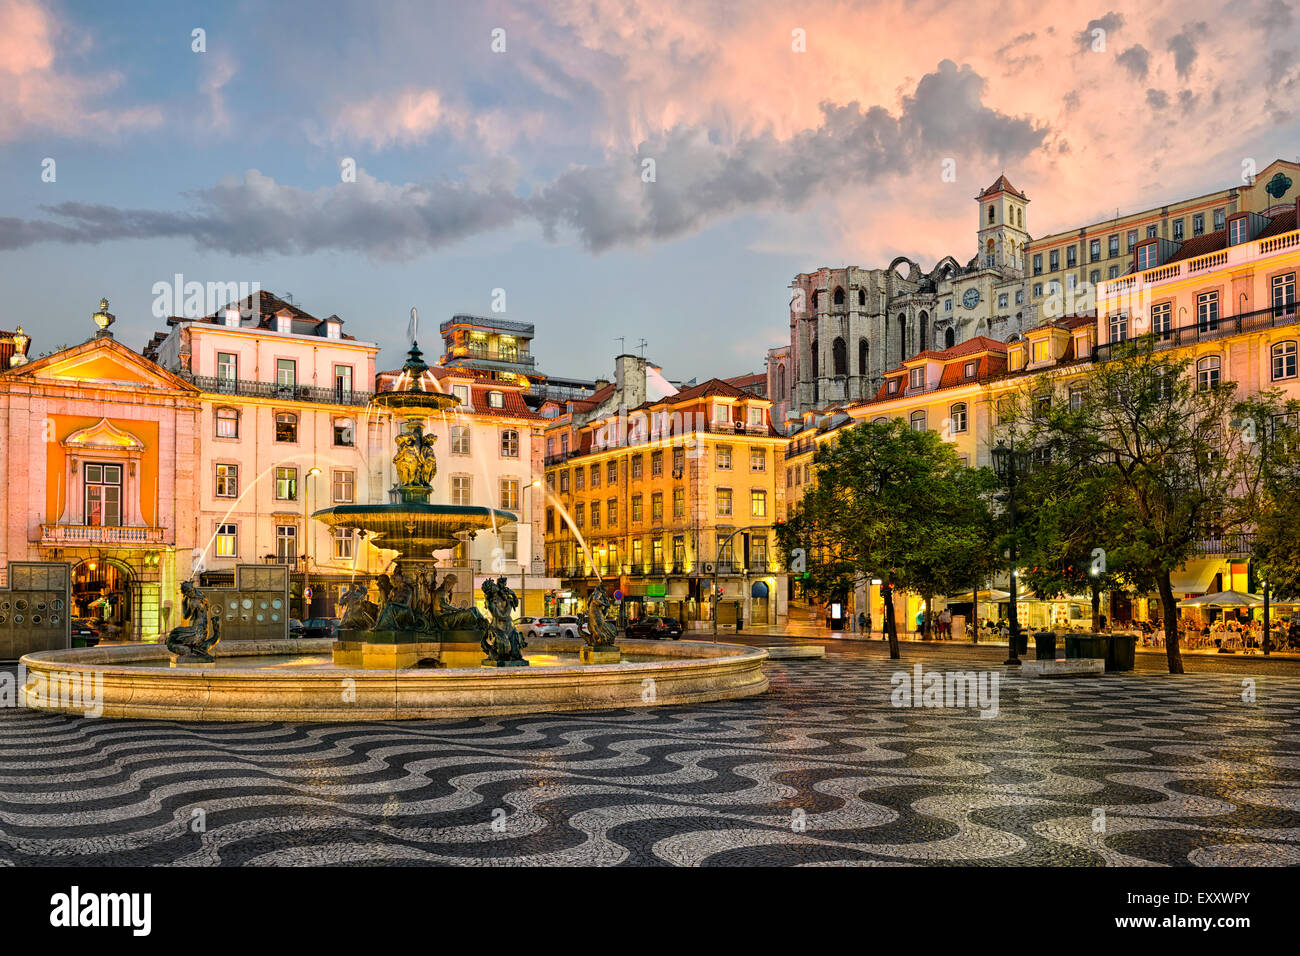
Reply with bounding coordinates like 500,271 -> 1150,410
777,420 -> 998,659
1241,395 -> 1300,606
1020,337 -> 1265,673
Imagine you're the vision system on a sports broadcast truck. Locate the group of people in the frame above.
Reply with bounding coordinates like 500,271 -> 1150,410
1184,613 -> 1300,652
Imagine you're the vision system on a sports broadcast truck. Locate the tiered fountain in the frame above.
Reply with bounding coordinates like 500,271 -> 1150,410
311,341 -> 522,669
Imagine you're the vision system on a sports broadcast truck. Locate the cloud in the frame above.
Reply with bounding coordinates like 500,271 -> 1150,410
1167,21 -> 1209,79
0,0 -> 162,142
1254,0 -> 1294,31
323,86 -> 545,152
1117,44 -> 1150,78
1146,88 -> 1170,109
0,60 -> 1048,257
1074,12 -> 1125,52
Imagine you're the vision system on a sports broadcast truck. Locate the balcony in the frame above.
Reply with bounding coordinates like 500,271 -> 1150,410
1101,227 -> 1300,300
189,375 -> 373,407
1196,533 -> 1256,557
1092,304 -> 1300,362
39,524 -> 170,546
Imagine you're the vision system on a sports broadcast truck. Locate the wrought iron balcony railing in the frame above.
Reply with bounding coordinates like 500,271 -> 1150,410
40,524 -> 170,546
188,374 -> 374,407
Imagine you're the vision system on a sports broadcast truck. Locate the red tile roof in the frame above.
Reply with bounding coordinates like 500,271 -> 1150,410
169,289 -> 358,340
978,174 -> 1027,201
1165,208 -> 1297,264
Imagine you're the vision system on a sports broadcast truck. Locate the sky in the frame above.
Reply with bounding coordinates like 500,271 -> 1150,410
1,0 -> 1297,381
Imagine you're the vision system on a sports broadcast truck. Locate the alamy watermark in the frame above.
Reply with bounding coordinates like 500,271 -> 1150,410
890,664 -> 1000,718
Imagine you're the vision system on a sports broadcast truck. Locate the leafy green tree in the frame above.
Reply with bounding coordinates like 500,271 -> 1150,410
778,420 -> 998,659
1019,337 -> 1266,673
1240,394 -> 1300,608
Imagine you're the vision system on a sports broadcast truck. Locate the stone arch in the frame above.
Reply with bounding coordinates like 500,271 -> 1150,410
832,337 -> 847,377
945,327 -> 956,349
858,338 -> 869,376
833,286 -> 845,306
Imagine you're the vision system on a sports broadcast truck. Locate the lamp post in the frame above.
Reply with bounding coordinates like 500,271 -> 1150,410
992,441 -> 1027,666
304,467 -> 321,618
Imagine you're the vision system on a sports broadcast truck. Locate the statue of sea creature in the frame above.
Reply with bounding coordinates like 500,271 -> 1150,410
481,576 -> 526,663
166,580 -> 221,662
586,582 -> 618,647
338,582 -> 375,630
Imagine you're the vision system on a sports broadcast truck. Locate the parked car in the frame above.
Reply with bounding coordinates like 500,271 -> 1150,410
71,618 -> 101,648
626,616 -> 682,640
301,617 -> 339,639
555,615 -> 584,639
289,618 -> 306,638
518,617 -> 562,640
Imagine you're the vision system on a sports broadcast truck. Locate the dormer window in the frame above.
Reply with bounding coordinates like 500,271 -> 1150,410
452,384 -> 470,406
963,361 -> 977,379
487,390 -> 505,409
224,308 -> 240,328
1032,340 -> 1050,364
1136,242 -> 1158,271
325,319 -> 341,339
887,379 -> 899,394
1228,216 -> 1250,246
276,312 -> 292,334
909,368 -> 924,389
712,403 -> 730,424
747,405 -> 764,427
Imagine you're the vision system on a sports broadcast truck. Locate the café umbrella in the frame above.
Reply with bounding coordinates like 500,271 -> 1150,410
1176,589 -> 1265,608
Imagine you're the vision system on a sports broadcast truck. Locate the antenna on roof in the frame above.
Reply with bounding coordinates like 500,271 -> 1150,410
636,338 -> 647,357
615,336 -> 625,353
282,292 -> 294,305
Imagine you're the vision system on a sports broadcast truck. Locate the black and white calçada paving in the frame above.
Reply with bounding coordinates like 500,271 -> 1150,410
1,647 -> 1298,867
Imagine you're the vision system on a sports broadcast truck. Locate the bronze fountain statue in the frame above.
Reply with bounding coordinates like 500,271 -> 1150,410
166,580 -> 221,663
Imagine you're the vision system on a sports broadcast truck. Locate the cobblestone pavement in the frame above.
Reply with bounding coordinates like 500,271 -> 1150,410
0,643 -> 1297,866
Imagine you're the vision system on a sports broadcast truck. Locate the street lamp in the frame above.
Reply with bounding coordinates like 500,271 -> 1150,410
304,467 -> 322,618
992,440 -> 1029,666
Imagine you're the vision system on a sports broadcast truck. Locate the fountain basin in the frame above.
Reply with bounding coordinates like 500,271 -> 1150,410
19,637 -> 768,721
312,503 -> 517,555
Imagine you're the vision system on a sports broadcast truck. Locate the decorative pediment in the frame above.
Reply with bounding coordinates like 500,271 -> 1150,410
62,418 -> 146,452
5,335 -> 197,393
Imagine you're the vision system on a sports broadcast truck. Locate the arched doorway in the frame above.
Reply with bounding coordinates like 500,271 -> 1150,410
72,558 -> 133,640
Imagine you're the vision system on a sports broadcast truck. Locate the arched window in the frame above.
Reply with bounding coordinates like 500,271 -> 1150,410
988,204 -> 995,223
215,407 -> 239,439
919,310 -> 928,352
858,339 -> 869,376
811,290 -> 820,310
832,337 -> 847,376
857,289 -> 866,307
986,238 -> 995,255
776,363 -> 786,398
1272,341 -> 1297,381
810,339 -> 818,377
945,327 -> 956,349
872,416 -> 888,425
1197,355 -> 1221,391
833,287 -> 845,306
275,412 -> 297,443
898,314 -> 907,360
909,410 -> 927,432
949,403 -> 968,434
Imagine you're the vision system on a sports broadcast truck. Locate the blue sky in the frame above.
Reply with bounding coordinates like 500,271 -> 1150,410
2,0 -> 1297,379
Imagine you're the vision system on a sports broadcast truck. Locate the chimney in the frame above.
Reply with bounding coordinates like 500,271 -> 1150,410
224,307 -> 241,328
614,354 -> 646,409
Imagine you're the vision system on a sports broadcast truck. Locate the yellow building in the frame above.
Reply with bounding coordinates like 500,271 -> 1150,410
544,379 -> 787,628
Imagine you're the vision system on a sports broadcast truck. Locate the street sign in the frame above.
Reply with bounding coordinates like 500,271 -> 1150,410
304,586 -> 313,600
613,589 -> 624,601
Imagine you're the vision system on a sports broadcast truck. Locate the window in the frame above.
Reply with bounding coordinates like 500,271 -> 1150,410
1136,243 -> 1158,271
216,523 -> 237,558
987,204 -> 995,223
1016,290 -> 1024,305
944,299 -> 953,313
332,527 -> 354,561
1193,213 -> 1204,236
1109,234 -> 1120,258
673,488 -> 685,518
1067,247 -> 1077,268
750,447 -> 766,472
998,293 -> 1009,309
275,412 -> 297,443
590,463 -> 600,488
608,499 -> 617,526
1049,250 -> 1060,271
545,508 -> 554,534
751,489 -> 767,518
1147,224 -> 1158,239
651,450 -> 663,476
333,418 -> 354,446
1127,230 -> 1138,251
672,447 -> 685,476
500,478 -> 519,510
1069,385 -> 1086,412
909,368 -> 924,389
1032,340 -> 1050,363
1197,355 -> 1221,391
1089,238 -> 1101,262
574,503 -> 585,528
1151,301 -> 1172,340
559,470 -> 569,493
276,525 -> 297,563
452,384 -> 470,406
333,364 -> 352,401
575,468 -> 584,491
216,352 -> 238,388
747,405 -> 765,427
215,407 -> 239,438
964,361 -> 978,379
1109,313 -> 1128,343
451,475 -> 471,505
1273,273 -> 1297,316
82,463 -> 122,526
887,379 -> 899,394
590,502 -> 600,528
950,403 -> 968,433
1034,394 -> 1051,418
275,467 -> 297,500
607,461 -> 618,484
451,425 -> 471,455
1033,253 -> 1042,275
1172,218 -> 1184,241
909,410 -> 927,432
332,469 -> 354,503
276,358 -> 297,390
631,495 -> 643,522
717,445 -> 732,470
651,492 -> 663,522
1033,283 -> 1043,298
712,403 -> 730,424
717,488 -> 732,516
1272,341 -> 1297,381
487,390 -> 504,409
1090,270 -> 1100,286
215,463 -> 239,498
1197,291 -> 1219,333
500,429 -> 519,458
1108,265 -> 1120,280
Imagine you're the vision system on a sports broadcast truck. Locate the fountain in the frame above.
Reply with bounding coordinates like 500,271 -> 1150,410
310,340 -> 523,669
17,331 -> 769,720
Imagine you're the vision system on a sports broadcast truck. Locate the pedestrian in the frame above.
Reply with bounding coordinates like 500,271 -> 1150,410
939,607 -> 952,640
857,611 -> 867,635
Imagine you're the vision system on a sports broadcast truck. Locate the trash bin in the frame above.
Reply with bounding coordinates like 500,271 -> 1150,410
1013,630 -> 1028,656
1033,631 -> 1057,661
1106,633 -> 1137,672
1066,633 -> 1108,661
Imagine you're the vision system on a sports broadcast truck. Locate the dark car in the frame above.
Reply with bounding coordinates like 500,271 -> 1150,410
71,618 -> 101,648
289,619 -> 306,638
301,617 -> 339,639
626,616 -> 682,640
